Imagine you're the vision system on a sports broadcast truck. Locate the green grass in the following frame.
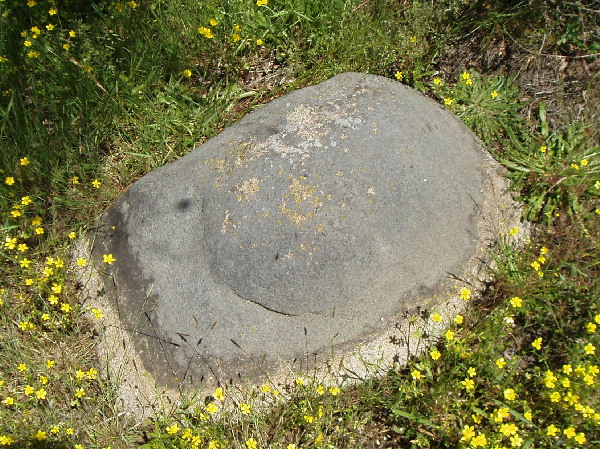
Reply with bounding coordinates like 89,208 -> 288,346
1,0 -> 599,448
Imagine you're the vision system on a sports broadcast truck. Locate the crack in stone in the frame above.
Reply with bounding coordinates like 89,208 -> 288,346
229,288 -> 331,319
230,289 -> 299,317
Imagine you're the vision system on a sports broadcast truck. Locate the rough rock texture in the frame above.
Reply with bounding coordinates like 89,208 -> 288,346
78,72 -> 517,414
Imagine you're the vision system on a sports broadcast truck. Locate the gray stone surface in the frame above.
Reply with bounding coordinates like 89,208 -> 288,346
83,72 -> 510,397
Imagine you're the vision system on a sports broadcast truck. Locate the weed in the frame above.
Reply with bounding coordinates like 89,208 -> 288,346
499,102 -> 599,227
429,69 -> 526,147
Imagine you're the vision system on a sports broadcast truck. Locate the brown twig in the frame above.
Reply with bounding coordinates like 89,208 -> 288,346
504,29 -> 600,59
352,0 -> 372,12
68,56 -> 110,95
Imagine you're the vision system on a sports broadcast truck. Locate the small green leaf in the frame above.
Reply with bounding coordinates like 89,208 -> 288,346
391,408 -> 441,430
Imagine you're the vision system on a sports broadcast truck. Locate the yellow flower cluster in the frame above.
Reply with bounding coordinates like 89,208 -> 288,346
198,26 -> 214,39
461,71 -> 473,85
528,246 -> 548,277
111,1 -> 138,13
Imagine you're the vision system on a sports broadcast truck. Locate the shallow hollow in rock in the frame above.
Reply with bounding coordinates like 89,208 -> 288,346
80,73 -> 516,408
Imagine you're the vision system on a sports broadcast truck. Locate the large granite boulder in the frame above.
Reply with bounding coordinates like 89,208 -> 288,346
80,72 -> 514,411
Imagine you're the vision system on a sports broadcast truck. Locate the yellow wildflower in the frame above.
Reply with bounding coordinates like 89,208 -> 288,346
471,433 -> 487,447
34,431 -> 46,441
214,387 -> 224,400
461,378 -> 474,391
461,425 -> 475,441
35,388 -> 47,399
510,434 -> 523,447
166,423 -> 180,434
499,423 -> 518,436
328,386 -> 340,395
60,302 -> 72,313
504,388 -> 516,400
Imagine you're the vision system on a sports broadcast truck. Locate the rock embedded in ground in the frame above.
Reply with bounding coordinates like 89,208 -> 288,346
81,72 -> 514,407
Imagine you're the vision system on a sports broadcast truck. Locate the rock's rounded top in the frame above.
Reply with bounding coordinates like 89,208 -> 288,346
85,72 -> 509,395
200,76 -> 487,319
